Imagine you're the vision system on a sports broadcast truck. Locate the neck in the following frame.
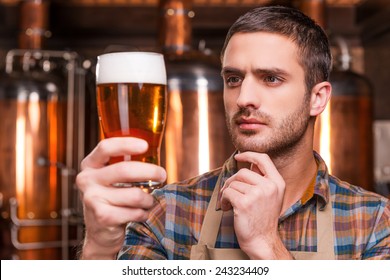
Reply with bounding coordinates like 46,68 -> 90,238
278,125 -> 318,213
274,148 -> 317,214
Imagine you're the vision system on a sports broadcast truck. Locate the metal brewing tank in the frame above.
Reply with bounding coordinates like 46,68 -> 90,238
326,38 -> 374,191
159,0 -> 235,183
0,52 -> 66,260
0,49 -> 86,260
163,50 -> 235,182
299,0 -> 374,192
0,0 -> 85,260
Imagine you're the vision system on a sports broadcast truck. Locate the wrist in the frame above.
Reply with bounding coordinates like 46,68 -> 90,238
242,236 -> 293,260
79,237 -> 122,260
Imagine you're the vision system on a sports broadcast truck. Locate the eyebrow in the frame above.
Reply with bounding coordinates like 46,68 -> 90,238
255,68 -> 290,78
221,66 -> 290,78
220,67 -> 243,77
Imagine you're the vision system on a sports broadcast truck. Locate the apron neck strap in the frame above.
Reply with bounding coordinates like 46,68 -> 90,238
197,173 -> 224,248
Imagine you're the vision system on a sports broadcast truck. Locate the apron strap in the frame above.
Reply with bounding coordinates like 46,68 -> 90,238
196,173 -> 224,248
315,198 -> 335,256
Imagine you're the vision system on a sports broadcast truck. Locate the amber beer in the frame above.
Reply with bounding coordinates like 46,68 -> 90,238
96,52 -> 167,190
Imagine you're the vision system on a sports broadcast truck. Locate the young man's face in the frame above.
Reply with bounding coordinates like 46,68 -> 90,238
222,32 -> 312,156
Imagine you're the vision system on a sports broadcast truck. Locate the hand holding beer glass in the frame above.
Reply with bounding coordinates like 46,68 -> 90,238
96,52 -> 167,192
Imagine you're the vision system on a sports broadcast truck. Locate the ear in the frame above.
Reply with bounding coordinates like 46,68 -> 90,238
309,81 -> 332,117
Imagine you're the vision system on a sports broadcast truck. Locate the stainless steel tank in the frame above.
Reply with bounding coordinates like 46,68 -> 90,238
0,0 -> 85,259
159,0 -> 235,183
0,52 -> 65,260
0,49 -> 85,260
326,38 -> 374,191
299,0 -> 374,191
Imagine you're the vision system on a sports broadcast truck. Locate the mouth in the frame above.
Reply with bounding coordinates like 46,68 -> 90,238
235,117 -> 267,130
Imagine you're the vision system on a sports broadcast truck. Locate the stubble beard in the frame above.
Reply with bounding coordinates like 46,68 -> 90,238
226,98 -> 312,160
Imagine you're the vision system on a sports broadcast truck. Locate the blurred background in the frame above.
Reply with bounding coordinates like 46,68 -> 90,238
0,0 -> 389,260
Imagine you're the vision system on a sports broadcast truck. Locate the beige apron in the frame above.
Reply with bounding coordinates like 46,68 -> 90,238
190,176 -> 335,260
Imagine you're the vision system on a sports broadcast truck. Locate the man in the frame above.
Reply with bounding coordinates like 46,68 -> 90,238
76,6 -> 390,260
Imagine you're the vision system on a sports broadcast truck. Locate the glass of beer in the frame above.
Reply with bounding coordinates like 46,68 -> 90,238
96,52 -> 167,192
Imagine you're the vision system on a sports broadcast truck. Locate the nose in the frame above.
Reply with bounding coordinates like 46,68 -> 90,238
236,76 -> 261,109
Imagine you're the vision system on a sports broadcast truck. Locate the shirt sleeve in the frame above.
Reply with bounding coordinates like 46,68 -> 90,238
117,222 -> 167,260
117,191 -> 168,260
362,198 -> 390,260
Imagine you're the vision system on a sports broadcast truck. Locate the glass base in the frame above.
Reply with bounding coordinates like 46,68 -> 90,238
112,180 -> 163,193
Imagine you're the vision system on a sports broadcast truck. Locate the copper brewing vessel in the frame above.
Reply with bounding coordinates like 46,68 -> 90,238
159,0 -> 235,183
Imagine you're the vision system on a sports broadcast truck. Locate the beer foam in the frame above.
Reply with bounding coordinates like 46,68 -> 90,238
96,52 -> 167,85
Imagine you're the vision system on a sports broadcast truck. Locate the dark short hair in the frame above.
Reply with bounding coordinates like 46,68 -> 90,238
221,6 -> 332,93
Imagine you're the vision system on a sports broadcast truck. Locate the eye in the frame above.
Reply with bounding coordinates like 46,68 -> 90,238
264,75 -> 282,85
225,75 -> 242,87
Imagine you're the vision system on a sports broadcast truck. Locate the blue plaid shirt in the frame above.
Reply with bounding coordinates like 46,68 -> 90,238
118,152 -> 390,260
